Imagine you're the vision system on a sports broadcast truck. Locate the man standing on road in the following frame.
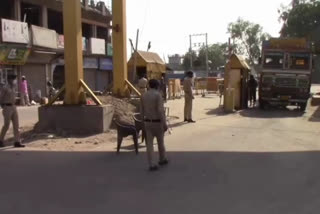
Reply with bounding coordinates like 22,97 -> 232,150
248,75 -> 258,107
0,74 -> 25,148
141,79 -> 169,171
20,76 -> 30,106
183,71 -> 195,123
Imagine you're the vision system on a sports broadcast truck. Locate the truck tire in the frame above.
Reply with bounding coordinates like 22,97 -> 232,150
299,103 -> 307,112
259,100 -> 265,109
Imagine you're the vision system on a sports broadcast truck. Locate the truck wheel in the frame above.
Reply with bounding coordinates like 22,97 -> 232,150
299,103 -> 307,112
259,100 -> 265,109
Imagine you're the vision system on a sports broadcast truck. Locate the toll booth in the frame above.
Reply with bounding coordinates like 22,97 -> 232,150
128,51 -> 166,81
224,54 -> 251,110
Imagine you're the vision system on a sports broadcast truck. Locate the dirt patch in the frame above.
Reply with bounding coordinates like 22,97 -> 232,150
98,96 -> 137,125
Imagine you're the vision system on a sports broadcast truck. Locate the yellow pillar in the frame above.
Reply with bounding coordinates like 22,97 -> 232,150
63,0 -> 84,105
112,0 -> 128,96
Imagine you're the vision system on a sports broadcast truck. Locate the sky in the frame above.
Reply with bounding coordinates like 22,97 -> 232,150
103,0 -> 292,60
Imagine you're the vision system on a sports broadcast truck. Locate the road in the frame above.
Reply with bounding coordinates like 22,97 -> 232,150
1,88 -> 320,214
0,105 -> 38,127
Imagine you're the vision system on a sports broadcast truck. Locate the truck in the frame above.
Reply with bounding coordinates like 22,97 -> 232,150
259,38 -> 313,111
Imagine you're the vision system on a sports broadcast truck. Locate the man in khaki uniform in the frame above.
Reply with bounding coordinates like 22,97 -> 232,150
183,71 -> 195,123
137,74 -> 148,95
141,79 -> 169,171
0,74 -> 25,148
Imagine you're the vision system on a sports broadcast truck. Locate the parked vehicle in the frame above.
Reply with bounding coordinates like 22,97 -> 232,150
259,38 -> 313,111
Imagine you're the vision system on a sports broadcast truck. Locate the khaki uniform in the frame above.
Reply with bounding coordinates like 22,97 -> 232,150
137,78 -> 148,95
0,84 -> 20,142
183,77 -> 194,120
141,89 -> 167,167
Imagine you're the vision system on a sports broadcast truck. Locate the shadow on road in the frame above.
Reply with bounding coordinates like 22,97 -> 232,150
239,107 -> 305,119
205,107 -> 227,116
309,106 -> 320,122
0,150 -> 319,213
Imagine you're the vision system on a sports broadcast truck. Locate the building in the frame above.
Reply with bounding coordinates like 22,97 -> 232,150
168,54 -> 183,70
0,0 -> 113,101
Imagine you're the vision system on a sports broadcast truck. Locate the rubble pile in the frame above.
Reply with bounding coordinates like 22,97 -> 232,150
98,96 -> 137,125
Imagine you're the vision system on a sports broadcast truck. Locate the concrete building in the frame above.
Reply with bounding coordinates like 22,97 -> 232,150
0,0 -> 112,101
168,54 -> 183,71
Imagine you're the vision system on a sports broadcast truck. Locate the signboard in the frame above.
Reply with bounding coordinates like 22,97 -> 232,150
32,25 -> 58,49
57,35 -> 64,49
57,35 -> 87,51
83,57 -> 98,69
0,45 -> 30,65
1,19 -> 29,44
82,37 -> 87,51
90,38 -> 106,55
107,43 -> 113,56
99,58 -> 113,70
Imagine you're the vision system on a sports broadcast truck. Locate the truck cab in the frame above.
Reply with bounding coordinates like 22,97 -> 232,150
259,38 -> 312,111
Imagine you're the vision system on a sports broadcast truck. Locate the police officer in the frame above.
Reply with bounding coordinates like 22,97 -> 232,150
0,74 -> 25,148
137,74 -> 148,95
183,71 -> 195,123
141,79 -> 169,171
248,75 -> 258,107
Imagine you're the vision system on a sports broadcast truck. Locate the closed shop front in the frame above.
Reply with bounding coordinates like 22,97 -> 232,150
84,69 -> 96,90
21,64 -> 47,100
96,71 -> 108,91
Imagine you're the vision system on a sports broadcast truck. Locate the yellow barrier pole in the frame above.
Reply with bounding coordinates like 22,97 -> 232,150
62,0 -> 84,105
112,0 -> 128,96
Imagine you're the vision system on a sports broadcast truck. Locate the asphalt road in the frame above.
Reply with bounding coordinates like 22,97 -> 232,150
1,90 -> 320,214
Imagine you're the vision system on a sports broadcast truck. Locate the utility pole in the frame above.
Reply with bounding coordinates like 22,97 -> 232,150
132,29 -> 139,83
189,35 -> 193,70
205,33 -> 209,77
189,33 -> 209,75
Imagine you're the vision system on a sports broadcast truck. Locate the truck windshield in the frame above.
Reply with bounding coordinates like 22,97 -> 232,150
290,53 -> 310,70
264,52 -> 283,69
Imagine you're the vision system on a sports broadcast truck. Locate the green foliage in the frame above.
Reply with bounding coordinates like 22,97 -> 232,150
227,18 -> 270,65
182,43 -> 229,71
280,0 -> 320,39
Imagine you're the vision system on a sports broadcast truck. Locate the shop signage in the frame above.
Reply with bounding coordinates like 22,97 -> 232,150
57,35 -> 87,51
1,19 -> 29,44
83,57 -> 98,69
99,58 -> 113,70
90,38 -> 106,55
32,25 -> 58,49
0,45 -> 30,65
107,43 -> 113,56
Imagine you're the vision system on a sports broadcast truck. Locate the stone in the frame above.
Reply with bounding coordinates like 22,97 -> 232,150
38,105 -> 114,135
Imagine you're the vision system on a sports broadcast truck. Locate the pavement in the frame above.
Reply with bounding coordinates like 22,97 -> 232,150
1,88 -> 320,214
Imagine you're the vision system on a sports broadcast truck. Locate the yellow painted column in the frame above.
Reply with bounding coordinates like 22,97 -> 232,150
112,0 -> 128,96
63,0 -> 84,104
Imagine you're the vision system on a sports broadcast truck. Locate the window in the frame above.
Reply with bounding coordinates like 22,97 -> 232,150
290,53 -> 310,70
263,52 -> 284,69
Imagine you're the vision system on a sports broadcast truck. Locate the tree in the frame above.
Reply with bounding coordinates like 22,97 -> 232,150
182,51 -> 197,71
279,0 -> 320,38
227,18 -> 270,65
182,43 -> 229,71
198,43 -> 229,71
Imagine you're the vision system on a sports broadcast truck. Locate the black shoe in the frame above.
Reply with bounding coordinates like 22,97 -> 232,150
0,141 -> 4,148
188,120 -> 196,123
184,119 -> 188,122
149,165 -> 159,171
159,159 -> 169,166
14,142 -> 25,148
